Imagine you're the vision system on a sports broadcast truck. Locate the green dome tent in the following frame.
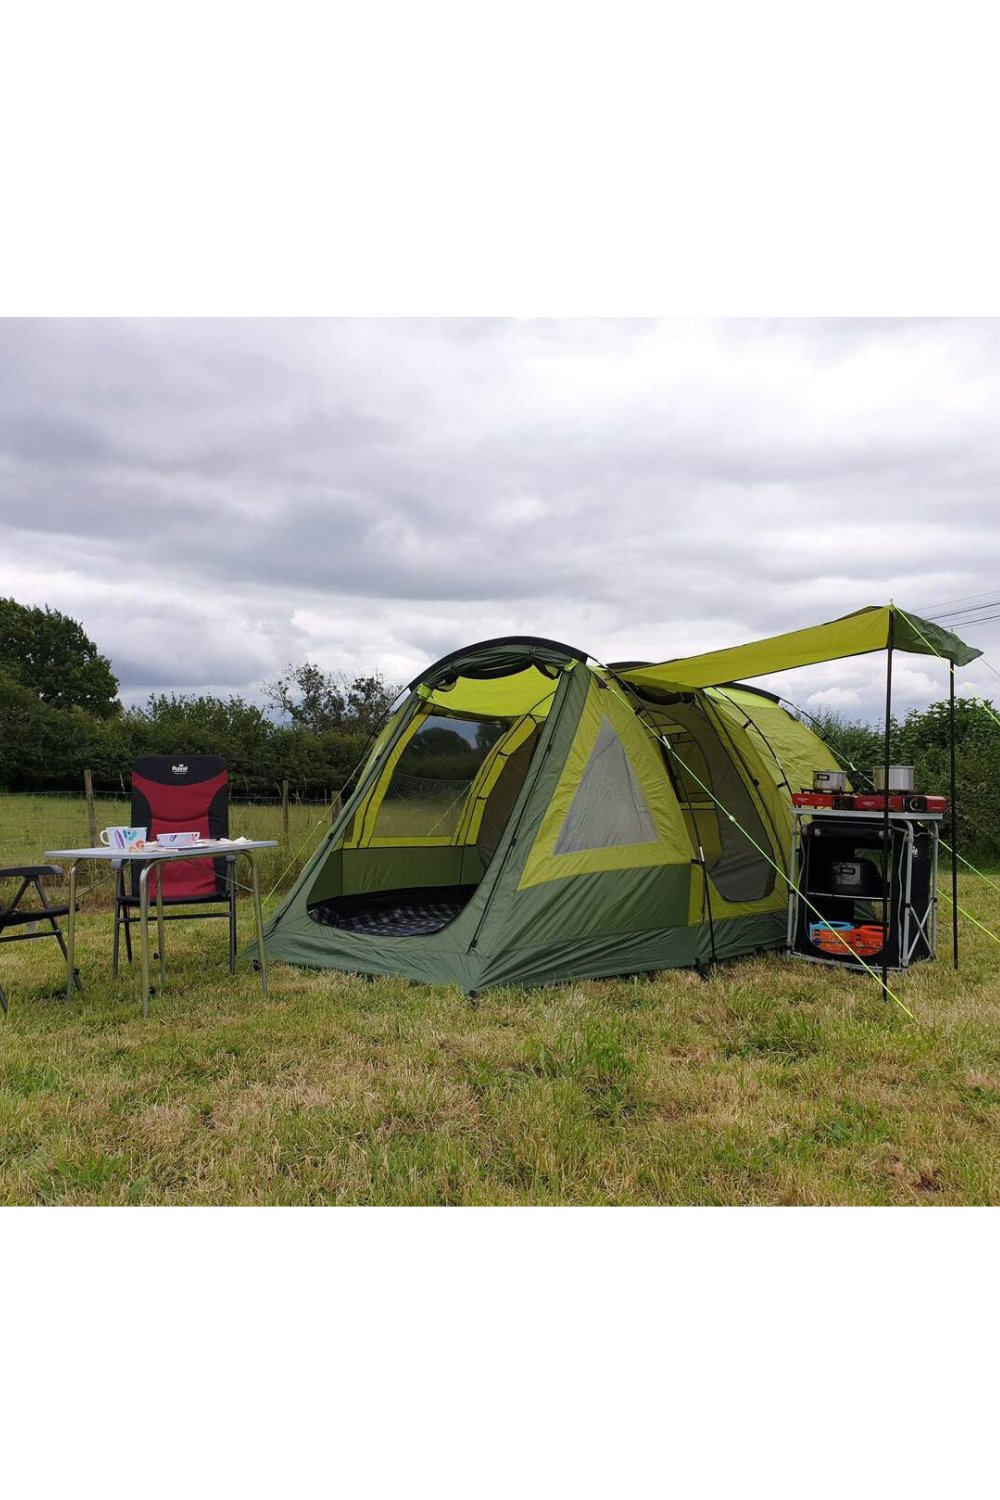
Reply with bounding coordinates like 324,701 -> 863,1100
261,606 -> 979,993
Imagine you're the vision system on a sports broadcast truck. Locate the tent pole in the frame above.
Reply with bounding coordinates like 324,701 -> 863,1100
950,660 -> 959,968
699,845 -> 717,967
881,619 -> 894,999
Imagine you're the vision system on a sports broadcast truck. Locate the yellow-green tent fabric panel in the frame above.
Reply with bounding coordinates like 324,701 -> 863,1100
697,701 -> 790,915
343,704 -> 431,848
685,861 -> 787,924
710,689 -> 843,800
456,713 -> 541,847
422,664 -> 563,717
705,694 -> 798,870
676,700 -> 791,924
518,678 -> 692,888
625,607 -> 895,691
623,604 -> 979,693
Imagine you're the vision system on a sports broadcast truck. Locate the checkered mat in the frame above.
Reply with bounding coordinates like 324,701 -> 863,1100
308,890 -> 471,938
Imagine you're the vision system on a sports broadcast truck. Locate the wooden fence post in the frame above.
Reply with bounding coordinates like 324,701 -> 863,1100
282,779 -> 289,841
331,791 -> 341,825
84,768 -> 98,848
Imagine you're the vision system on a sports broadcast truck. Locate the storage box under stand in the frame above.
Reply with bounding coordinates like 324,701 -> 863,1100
787,809 -> 941,972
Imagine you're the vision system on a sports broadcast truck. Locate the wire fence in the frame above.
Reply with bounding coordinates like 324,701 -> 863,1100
4,782 -> 341,806
0,781 -> 340,909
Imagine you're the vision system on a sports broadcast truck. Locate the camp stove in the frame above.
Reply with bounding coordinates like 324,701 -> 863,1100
851,792 -> 948,813
791,792 -> 948,812
792,770 -> 947,814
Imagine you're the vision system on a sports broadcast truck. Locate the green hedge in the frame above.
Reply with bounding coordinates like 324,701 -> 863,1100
5,670 -> 1000,859
0,674 -> 370,799
805,697 -> 1000,864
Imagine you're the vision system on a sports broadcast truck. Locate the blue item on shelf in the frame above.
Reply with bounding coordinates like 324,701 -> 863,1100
808,919 -> 852,949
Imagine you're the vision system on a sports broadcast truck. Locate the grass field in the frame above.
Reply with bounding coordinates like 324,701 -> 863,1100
3,794 -> 1000,1205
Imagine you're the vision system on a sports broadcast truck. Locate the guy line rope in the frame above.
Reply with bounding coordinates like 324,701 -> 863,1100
783,608 -> 1000,952
598,669 -> 916,1018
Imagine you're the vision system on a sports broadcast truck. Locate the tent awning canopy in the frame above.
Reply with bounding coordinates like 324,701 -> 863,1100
620,605 -> 981,694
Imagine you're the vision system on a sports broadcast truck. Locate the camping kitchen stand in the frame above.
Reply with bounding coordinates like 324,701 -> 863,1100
787,809 -> 941,973
788,610 -> 959,993
43,841 -> 277,1017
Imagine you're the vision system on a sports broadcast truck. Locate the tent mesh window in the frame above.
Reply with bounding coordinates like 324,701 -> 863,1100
372,713 -> 506,840
655,701 -> 776,902
554,716 -> 658,854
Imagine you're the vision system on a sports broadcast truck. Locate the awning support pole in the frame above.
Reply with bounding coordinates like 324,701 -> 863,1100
881,620 -> 894,998
698,844 -> 717,967
950,660 -> 959,968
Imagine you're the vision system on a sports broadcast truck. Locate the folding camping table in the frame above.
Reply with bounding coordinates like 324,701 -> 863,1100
43,840 -> 277,1017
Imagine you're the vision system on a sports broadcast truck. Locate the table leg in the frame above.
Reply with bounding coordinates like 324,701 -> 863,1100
249,855 -> 268,995
155,864 -> 166,989
139,862 -> 153,1019
65,861 -> 78,1003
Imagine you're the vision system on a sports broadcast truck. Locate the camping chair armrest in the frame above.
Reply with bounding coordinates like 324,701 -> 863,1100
0,864 -> 65,880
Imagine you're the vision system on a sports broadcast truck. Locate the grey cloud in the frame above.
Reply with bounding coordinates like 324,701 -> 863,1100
1,317 -> 999,718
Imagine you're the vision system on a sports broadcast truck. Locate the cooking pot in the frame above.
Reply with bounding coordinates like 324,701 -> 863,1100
813,769 -> 847,792
871,765 -> 915,792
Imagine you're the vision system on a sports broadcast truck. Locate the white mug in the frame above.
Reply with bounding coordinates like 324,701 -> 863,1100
100,825 -> 146,851
155,831 -> 201,849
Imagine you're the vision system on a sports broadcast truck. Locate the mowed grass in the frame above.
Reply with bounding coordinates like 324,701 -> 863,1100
3,795 -> 1000,1205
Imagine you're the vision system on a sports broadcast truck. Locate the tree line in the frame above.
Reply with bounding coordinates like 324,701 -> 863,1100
805,696 -> 1000,863
0,598 -> 399,797
3,597 -> 1000,860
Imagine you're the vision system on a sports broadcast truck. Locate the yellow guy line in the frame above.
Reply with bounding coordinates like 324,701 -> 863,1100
783,686 -> 1000,931
260,805 -> 336,909
602,676 -> 915,1019
940,840 -> 1000,900
893,602 -> 1000,946
938,888 -> 1000,946
894,603 -> 1000,735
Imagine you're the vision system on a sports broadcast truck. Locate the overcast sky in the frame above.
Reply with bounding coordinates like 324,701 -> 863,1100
2,317 -> 998,721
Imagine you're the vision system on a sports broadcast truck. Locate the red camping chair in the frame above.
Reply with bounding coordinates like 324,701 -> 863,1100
113,755 -> 238,975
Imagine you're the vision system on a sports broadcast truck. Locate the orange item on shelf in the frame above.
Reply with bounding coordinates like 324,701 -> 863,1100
847,924 -> 887,957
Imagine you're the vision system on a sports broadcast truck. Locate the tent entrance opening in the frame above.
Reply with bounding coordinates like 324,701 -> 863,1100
306,707 -> 545,936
